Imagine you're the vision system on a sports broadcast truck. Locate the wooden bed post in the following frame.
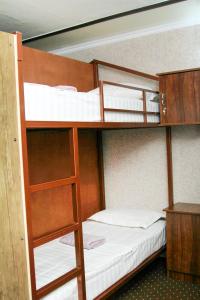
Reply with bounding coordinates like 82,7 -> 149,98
92,60 -> 99,88
0,31 -> 31,300
97,131 -> 106,210
70,128 -> 87,300
166,126 -> 174,207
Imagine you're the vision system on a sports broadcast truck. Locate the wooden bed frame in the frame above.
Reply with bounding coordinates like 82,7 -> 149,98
1,31 -> 169,300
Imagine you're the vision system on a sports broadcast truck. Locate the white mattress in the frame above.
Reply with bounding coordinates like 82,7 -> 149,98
34,219 -> 166,300
24,83 -> 160,123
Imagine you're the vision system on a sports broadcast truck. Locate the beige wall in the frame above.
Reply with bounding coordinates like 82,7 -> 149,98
66,25 -> 200,210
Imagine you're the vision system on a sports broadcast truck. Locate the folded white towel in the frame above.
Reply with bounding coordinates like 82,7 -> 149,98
60,233 -> 106,250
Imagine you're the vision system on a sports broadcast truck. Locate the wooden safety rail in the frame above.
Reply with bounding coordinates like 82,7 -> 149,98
99,80 -> 159,122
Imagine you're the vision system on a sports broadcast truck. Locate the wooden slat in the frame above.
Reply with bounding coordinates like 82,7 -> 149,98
29,176 -> 77,193
70,128 -> 87,300
97,131 -> 106,210
99,81 -> 105,121
0,31 -> 31,300
103,80 -> 159,93
33,223 -> 79,247
104,108 -> 159,115
166,127 -> 174,208
36,267 -> 81,299
91,59 -> 159,81
25,121 -> 159,129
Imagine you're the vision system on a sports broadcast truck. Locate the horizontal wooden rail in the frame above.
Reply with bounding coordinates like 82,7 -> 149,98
26,121 -> 159,128
30,177 -> 77,193
91,59 -> 159,81
36,267 -> 81,299
104,108 -> 159,115
33,223 -> 79,247
102,80 -> 159,93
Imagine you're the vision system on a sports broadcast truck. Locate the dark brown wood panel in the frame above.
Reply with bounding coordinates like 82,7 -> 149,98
31,185 -> 74,239
79,129 -> 101,220
159,70 -> 200,124
168,270 -> 200,284
194,70 -> 200,119
27,128 -> 102,238
165,203 -> 200,281
23,46 -> 94,91
27,129 -> 73,184
165,202 -> 200,215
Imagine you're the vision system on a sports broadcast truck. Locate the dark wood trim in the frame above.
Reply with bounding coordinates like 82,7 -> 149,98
92,61 -> 158,81
33,223 -> 79,247
25,121 -> 159,129
23,0 -> 186,44
95,246 -> 165,300
36,267 -> 81,299
97,131 -> 106,210
166,127 -> 174,208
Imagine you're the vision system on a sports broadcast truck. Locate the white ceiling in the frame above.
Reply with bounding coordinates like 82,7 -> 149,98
0,0 -> 166,39
0,0 -> 199,53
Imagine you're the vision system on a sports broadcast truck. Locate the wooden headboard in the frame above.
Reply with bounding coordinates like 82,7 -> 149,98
23,46 -> 95,91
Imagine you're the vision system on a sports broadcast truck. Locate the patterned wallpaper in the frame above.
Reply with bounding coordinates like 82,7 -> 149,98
67,24 -> 200,210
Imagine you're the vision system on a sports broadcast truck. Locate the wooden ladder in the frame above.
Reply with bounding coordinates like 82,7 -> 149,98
14,32 -> 86,300
24,128 -> 86,300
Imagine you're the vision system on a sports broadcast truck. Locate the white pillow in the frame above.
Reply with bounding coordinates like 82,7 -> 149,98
88,208 -> 164,229
54,85 -> 77,92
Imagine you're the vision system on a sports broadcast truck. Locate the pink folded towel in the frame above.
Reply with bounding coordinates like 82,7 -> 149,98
60,233 -> 106,250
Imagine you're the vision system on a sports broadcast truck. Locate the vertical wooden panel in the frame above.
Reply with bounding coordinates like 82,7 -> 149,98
0,32 -> 31,300
167,213 -> 200,276
166,127 -> 174,207
97,131 -> 106,210
79,130 -> 102,219
70,128 -> 86,300
159,71 -> 200,124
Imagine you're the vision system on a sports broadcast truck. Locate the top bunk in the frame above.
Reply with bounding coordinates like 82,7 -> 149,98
17,34 -> 160,129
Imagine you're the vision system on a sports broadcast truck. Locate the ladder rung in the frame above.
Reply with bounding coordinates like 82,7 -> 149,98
33,223 -> 79,247
30,176 -> 78,193
36,267 -> 81,299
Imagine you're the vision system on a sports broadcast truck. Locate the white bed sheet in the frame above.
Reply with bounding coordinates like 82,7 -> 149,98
24,83 -> 160,123
34,219 -> 166,300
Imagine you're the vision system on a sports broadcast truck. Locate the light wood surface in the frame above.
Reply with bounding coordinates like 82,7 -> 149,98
0,31 -> 31,300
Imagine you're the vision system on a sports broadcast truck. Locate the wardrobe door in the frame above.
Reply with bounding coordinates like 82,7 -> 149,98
159,70 -> 200,125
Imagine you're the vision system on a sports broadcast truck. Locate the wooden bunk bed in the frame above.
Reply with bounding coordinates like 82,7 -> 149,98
1,31 -> 169,300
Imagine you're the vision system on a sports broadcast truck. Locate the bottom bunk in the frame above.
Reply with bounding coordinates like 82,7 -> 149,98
34,211 -> 166,300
